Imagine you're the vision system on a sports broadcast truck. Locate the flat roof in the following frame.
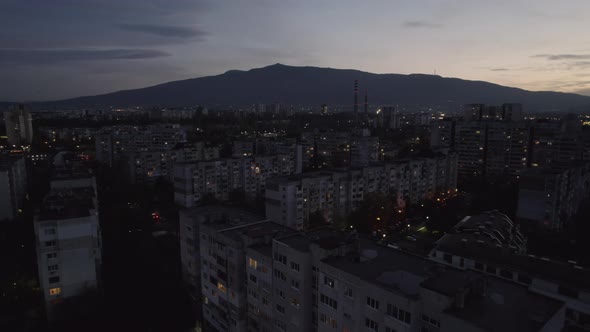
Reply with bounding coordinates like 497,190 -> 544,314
440,271 -> 563,332
321,238 -> 436,298
436,238 -> 590,290
276,228 -> 355,253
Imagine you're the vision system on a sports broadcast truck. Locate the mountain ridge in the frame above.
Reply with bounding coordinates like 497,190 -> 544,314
13,64 -> 590,111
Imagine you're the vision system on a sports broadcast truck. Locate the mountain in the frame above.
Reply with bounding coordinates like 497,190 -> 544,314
33,64 -> 590,111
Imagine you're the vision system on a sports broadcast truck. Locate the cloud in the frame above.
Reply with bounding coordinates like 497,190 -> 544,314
489,68 -> 509,72
402,20 -> 442,29
533,54 -> 590,60
118,24 -> 207,39
0,48 -> 169,65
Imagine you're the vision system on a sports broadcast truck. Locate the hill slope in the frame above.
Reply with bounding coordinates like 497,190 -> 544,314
37,64 -> 590,111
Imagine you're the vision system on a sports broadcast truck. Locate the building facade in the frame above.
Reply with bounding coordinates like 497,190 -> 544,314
34,176 -> 102,320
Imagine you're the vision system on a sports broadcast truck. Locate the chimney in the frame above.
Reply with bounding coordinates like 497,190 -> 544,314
364,89 -> 368,116
354,80 -> 359,119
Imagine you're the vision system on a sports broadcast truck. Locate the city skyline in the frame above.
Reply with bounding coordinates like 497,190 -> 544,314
2,0 -> 590,101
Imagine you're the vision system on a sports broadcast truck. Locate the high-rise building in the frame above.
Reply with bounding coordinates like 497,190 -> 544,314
430,211 -> 590,328
4,104 -> 33,147
432,105 -> 532,179
265,154 -> 458,229
517,162 -> 590,230
353,80 -> 359,121
34,175 -> 102,320
0,154 -> 27,221
174,154 -> 298,207
181,207 -> 571,332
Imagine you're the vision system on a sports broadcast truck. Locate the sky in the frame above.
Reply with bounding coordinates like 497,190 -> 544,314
2,0 -> 590,101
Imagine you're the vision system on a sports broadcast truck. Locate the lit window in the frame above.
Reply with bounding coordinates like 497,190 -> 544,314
248,258 -> 258,269
49,287 -> 61,296
217,282 -> 227,293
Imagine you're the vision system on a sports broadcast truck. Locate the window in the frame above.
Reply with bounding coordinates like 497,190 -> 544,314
44,228 -> 56,235
366,296 -> 379,309
365,318 -> 379,331
344,286 -> 353,298
276,304 -> 285,314
249,258 -> 258,269
273,269 -> 286,281
49,287 -> 61,296
320,313 -> 338,328
277,289 -> 285,299
387,304 -> 411,324
274,253 -> 287,265
500,268 -> 513,279
291,261 -> 300,272
48,264 -> 59,272
49,276 -> 60,284
47,252 -> 57,260
291,279 -> 300,290
320,293 -> 338,309
290,297 -> 300,308
324,276 -> 335,288
474,262 -> 484,270
248,288 -> 258,299
443,253 -> 452,263
217,282 -> 227,293
275,320 -> 286,331
422,314 -> 440,328
45,240 -> 57,247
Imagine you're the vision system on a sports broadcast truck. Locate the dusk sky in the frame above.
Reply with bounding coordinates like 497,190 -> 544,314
2,0 -> 590,101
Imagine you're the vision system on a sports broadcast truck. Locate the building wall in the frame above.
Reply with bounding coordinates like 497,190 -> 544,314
35,214 -> 102,320
0,171 -> 13,220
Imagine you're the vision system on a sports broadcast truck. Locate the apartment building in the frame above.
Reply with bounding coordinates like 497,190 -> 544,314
174,154 -> 298,207
34,175 -> 102,320
4,104 -> 33,147
0,154 -> 27,221
181,205 -> 570,332
265,154 -> 458,229
318,238 -> 564,332
95,124 -> 187,167
430,211 -> 590,330
199,216 -> 289,331
245,228 -> 357,332
517,162 -> 590,230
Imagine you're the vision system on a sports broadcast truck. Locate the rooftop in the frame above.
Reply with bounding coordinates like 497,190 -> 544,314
437,271 -> 563,332
276,228 -> 357,253
38,187 -> 96,221
321,238 -> 436,298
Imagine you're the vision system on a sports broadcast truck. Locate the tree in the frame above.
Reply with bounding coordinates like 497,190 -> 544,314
347,192 -> 396,234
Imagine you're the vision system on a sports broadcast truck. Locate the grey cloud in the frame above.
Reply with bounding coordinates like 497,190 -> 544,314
533,54 -> 590,60
118,24 -> 207,38
402,21 -> 442,29
0,48 -> 169,65
490,68 -> 509,71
